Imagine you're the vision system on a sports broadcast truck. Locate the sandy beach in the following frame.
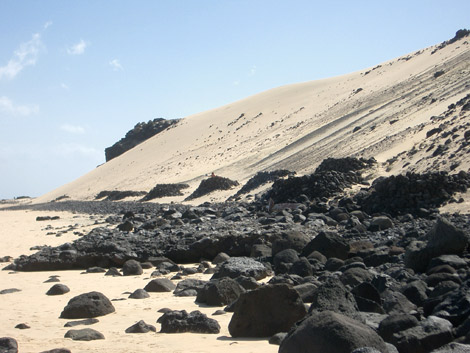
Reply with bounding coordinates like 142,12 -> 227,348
0,208 -> 276,353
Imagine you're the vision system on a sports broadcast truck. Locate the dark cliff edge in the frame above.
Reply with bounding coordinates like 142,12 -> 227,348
105,118 -> 179,162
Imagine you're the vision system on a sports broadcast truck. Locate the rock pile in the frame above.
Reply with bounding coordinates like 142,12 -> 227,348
141,183 -> 190,201
185,176 -> 239,201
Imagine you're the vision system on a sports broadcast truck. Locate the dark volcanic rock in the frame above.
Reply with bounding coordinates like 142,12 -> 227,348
211,257 -> 269,280
301,231 -> 350,259
64,318 -> 99,327
392,316 -> 453,353
125,320 -> 156,333
230,170 -> 294,200
272,231 -> 311,255
39,349 -> 72,353
142,183 -> 190,201
378,314 -> 419,342
128,288 -> 150,299
60,291 -> 115,319
228,284 -> 307,337
185,176 -> 239,201
0,337 -> 18,353
144,278 -> 176,293
105,118 -> 179,162
122,259 -> 143,276
158,310 -> 220,334
279,310 -> 388,353
196,277 -> 245,306
46,284 -> 70,296
308,276 -> 362,321
173,279 -> 206,297
64,328 -> 105,341
95,190 -> 146,201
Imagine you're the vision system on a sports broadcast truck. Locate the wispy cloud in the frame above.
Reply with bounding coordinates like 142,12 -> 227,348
61,83 -> 69,90
67,39 -> 88,55
0,33 -> 43,80
109,59 -> 123,71
60,124 -> 85,134
249,65 -> 257,76
233,80 -> 240,86
44,21 -> 53,29
0,96 -> 39,116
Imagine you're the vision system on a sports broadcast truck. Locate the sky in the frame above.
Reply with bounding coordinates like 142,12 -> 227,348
0,0 -> 469,199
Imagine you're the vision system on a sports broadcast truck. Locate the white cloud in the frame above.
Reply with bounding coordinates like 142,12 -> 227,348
109,59 -> 123,71
67,39 -> 88,55
61,83 -> 69,90
60,124 -> 85,134
0,33 -> 43,80
44,21 -> 53,29
249,65 -> 257,76
233,80 -> 240,86
0,96 -> 39,116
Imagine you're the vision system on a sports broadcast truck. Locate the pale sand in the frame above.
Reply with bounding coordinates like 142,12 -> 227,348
34,37 -> 470,204
0,209 -> 276,353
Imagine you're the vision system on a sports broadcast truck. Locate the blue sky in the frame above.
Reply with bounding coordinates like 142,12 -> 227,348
1,1 -> 469,199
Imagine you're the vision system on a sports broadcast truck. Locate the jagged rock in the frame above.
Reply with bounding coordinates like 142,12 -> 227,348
308,276 -> 362,321
196,278 -> 245,306
64,328 -> 105,341
185,176 -> 239,201
211,257 -> 269,280
173,279 -> 206,297
301,231 -> 350,260
60,292 -> 115,319
392,316 -> 453,353
105,118 -> 179,162
279,310 -> 388,353
158,310 -> 220,334
125,320 -> 156,333
378,314 -> 419,342
228,284 -> 307,337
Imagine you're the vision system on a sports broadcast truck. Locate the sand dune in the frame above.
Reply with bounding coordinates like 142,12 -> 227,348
34,36 -> 470,204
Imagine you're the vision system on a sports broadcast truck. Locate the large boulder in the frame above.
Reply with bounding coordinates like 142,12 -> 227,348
279,310 -> 388,353
309,277 -> 362,321
392,316 -> 454,353
211,257 -> 269,280
196,278 -> 245,306
0,337 -> 18,353
122,259 -> 143,276
272,231 -> 311,255
301,231 -> 350,259
173,279 -> 207,297
228,284 -> 307,337
60,292 -> 115,319
157,310 -> 220,334
427,218 -> 469,256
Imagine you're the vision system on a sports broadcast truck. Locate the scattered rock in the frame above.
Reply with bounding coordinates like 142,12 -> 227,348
128,288 -> 150,299
144,278 -> 176,293
60,291 -> 115,319
64,318 -> 99,327
125,320 -> 156,333
46,284 -> 70,296
158,310 -> 220,334
64,328 -> 105,341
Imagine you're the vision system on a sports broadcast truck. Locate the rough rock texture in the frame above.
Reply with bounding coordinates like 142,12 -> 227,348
279,310 -> 388,353
142,183 -> 190,201
125,320 -> 156,333
228,284 -> 307,337
211,257 -> 269,280
0,337 -> 18,353
195,278 -> 245,306
301,231 -> 350,259
105,118 -> 179,162
157,310 -> 220,334
60,291 -> 115,319
122,259 -> 143,276
185,176 -> 239,201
